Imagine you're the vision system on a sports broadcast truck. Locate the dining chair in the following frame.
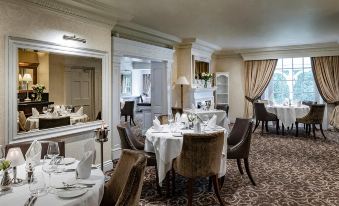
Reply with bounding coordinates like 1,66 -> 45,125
171,107 -> 183,116
295,104 -> 326,139
18,111 -> 27,132
253,102 -> 279,135
302,101 -> 317,106
117,124 -> 162,195
39,116 -> 71,130
96,111 -> 102,120
227,118 -> 256,186
101,149 -> 146,206
121,101 -> 136,126
158,115 -> 168,125
216,104 -> 229,117
172,132 -> 225,206
5,140 -> 65,158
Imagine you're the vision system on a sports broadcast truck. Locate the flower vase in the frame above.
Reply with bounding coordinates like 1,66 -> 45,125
36,93 -> 42,101
204,80 -> 208,88
1,170 -> 12,191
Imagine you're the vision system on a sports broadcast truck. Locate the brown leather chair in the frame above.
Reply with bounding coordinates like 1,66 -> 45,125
121,101 -> 136,126
253,102 -> 279,135
117,124 -> 162,195
296,104 -> 326,139
39,116 -> 71,130
216,104 -> 229,117
227,118 -> 256,186
101,149 -> 146,206
172,132 -> 225,206
171,107 -> 183,115
158,115 -> 168,125
96,111 -> 102,120
5,141 -> 65,158
18,111 -> 27,132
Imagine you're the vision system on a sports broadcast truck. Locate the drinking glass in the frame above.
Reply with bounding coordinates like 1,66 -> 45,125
54,156 -> 65,174
202,115 -> 209,131
42,155 -> 57,190
47,142 -> 60,159
168,113 -> 175,132
29,171 -> 46,196
42,106 -> 48,114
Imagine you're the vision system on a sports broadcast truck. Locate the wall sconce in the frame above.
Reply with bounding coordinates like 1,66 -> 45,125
63,35 -> 86,43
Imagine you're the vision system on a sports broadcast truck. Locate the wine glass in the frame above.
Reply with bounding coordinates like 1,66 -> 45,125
29,171 -> 46,196
42,155 -> 57,190
54,156 -> 65,174
168,113 -> 175,132
47,142 -> 60,159
187,113 -> 196,129
202,115 -> 210,131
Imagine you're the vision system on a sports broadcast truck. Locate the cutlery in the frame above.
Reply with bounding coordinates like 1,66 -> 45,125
29,196 -> 37,206
24,196 -> 33,206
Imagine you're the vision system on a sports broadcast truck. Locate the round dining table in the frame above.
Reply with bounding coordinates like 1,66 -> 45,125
266,104 -> 310,128
144,124 -> 228,185
1,161 -> 105,206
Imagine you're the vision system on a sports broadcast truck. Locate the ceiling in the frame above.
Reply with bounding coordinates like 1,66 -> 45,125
98,0 -> 339,49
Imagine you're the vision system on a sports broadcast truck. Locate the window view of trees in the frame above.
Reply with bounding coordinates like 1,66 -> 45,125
263,57 -> 319,104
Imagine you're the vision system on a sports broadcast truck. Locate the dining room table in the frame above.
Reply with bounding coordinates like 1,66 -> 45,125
266,104 -> 310,128
144,124 -> 228,185
183,108 -> 230,130
0,160 -> 105,206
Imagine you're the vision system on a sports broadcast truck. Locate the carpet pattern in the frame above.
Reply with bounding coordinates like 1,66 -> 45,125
117,115 -> 339,205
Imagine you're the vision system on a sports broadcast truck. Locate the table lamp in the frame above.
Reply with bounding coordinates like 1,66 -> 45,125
176,76 -> 189,109
6,147 -> 25,184
22,73 -> 32,102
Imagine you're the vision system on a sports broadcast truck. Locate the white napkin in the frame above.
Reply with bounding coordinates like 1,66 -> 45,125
76,151 -> 93,179
84,139 -> 96,164
181,113 -> 189,124
76,107 -> 84,116
60,105 -> 65,112
32,108 -> 40,117
175,112 -> 181,123
25,140 -> 42,167
153,117 -> 162,131
207,114 -> 217,129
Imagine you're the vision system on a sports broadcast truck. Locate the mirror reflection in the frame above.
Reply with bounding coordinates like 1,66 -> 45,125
17,48 -> 102,133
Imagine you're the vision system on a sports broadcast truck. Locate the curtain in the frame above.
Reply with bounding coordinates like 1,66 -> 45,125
311,56 -> 339,129
244,59 -> 277,118
142,74 -> 151,96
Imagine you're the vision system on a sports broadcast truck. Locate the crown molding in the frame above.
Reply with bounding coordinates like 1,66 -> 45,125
213,50 -> 242,59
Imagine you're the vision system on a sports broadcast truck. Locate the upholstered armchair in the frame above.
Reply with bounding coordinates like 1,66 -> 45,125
171,107 -> 183,115
295,104 -> 326,139
216,104 -> 229,117
227,118 -> 256,186
117,124 -> 162,195
158,115 -> 168,125
253,102 -> 279,135
18,111 -> 27,132
101,149 -> 146,206
172,132 -> 225,206
121,101 -> 136,126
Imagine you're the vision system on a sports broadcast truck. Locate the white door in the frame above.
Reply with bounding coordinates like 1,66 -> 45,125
151,61 -> 168,118
70,68 -> 94,120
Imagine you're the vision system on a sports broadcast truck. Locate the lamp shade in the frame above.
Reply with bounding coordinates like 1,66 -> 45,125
6,147 -> 25,167
22,73 -> 32,82
176,76 -> 189,85
18,74 -> 23,81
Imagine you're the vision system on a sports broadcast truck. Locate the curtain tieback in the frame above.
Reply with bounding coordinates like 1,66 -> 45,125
245,96 -> 260,103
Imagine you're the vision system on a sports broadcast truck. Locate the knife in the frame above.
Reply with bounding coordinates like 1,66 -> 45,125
28,196 -> 37,206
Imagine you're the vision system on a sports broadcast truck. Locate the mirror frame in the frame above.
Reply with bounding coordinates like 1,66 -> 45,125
5,36 -> 110,144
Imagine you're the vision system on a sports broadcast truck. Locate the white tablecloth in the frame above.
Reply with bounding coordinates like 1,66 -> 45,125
25,114 -> 88,130
1,161 -> 105,206
144,125 -> 228,185
266,105 -> 310,127
183,109 -> 230,131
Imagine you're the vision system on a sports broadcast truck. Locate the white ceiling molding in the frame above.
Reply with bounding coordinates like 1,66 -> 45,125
13,0 -> 133,28
113,22 -> 181,49
238,42 -> 339,60
213,50 -> 242,60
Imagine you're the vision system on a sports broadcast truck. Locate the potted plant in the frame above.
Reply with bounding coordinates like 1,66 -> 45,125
32,84 -> 46,101
0,160 -> 12,191
201,72 -> 213,88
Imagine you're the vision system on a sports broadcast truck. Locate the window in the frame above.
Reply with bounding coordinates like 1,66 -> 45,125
121,70 -> 132,96
263,57 -> 320,104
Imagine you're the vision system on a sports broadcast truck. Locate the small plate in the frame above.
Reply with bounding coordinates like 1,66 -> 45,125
62,158 -> 76,165
57,188 -> 87,198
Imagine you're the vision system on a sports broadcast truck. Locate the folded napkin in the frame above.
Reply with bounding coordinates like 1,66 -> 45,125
181,113 -> 188,124
60,105 -> 65,112
84,139 -> 96,164
175,112 -> 181,123
76,151 -> 93,179
76,107 -> 84,116
32,108 -> 40,117
25,140 -> 42,167
207,114 -> 217,129
153,117 -> 162,131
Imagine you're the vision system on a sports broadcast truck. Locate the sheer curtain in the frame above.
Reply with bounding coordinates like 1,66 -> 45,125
244,59 -> 277,118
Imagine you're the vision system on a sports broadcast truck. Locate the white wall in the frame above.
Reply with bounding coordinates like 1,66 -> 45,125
0,1 -> 112,163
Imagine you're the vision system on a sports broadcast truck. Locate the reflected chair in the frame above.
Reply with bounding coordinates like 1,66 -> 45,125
5,141 -> 65,158
121,101 -> 136,126
96,111 -> 102,120
227,118 -> 256,186
158,115 -> 168,125
172,132 -> 225,206
18,111 -> 27,132
295,104 -> 326,139
101,149 -> 146,206
117,124 -> 162,195
302,101 -> 317,106
216,104 -> 229,117
171,107 -> 183,116
253,102 -> 279,135
39,116 -> 70,130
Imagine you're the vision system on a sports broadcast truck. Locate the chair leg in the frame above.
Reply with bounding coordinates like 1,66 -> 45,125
166,172 -> 171,197
171,167 -> 176,195
212,175 -> 225,206
253,120 -> 260,133
244,158 -> 256,186
236,159 -> 244,175
155,166 -> 162,196
320,124 -> 326,140
219,176 -> 225,190
265,121 -> 269,132
261,121 -> 264,135
187,178 -> 194,206
276,120 -> 279,135
124,115 -> 127,122
295,122 -> 299,137
208,177 -> 212,191
282,124 -> 285,136
312,123 -> 316,138
131,115 -> 136,126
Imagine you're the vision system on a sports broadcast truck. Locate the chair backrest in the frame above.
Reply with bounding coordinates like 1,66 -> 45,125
302,101 -> 317,106
121,101 -> 135,115
18,111 -> 27,131
5,141 -> 65,158
175,131 -> 224,178
117,124 -> 144,150
253,102 -> 270,121
39,116 -> 70,130
171,107 -> 183,115
101,149 -> 146,206
303,104 -> 325,124
216,104 -> 229,116
228,118 -> 252,146
158,115 -> 168,125
96,111 -> 102,120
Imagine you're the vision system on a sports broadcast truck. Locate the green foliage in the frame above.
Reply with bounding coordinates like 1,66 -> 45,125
0,160 -> 11,171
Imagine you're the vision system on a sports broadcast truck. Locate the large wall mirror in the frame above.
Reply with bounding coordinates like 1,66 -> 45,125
6,37 -> 110,143
192,55 -> 210,80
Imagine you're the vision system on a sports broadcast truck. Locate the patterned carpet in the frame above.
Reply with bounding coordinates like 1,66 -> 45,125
116,115 -> 339,205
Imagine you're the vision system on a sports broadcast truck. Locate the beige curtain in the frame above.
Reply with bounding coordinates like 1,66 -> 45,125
244,59 -> 277,118
311,56 -> 339,129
